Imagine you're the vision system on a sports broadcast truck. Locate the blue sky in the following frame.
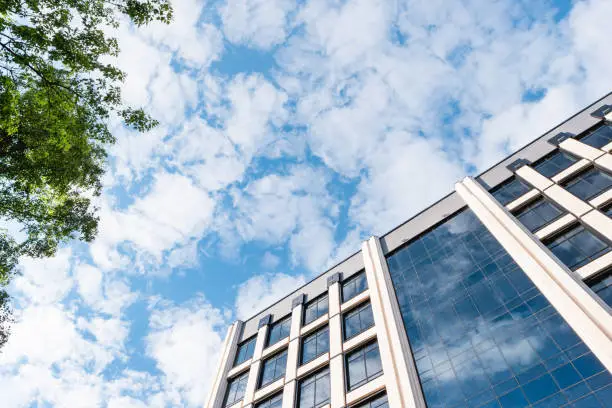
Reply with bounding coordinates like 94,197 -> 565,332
0,0 -> 611,406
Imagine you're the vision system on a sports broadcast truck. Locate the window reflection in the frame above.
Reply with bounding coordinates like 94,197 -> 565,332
387,210 -> 611,408
579,124 -> 612,149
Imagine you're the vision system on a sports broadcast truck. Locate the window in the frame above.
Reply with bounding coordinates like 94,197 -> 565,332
255,393 -> 282,408
346,342 -> 383,391
601,203 -> 612,217
304,295 -> 329,325
563,167 -> 612,201
259,349 -> 287,388
267,316 -> 291,347
579,124 -> 612,149
587,270 -> 612,308
352,393 -> 388,408
298,368 -> 330,408
234,337 -> 256,366
491,177 -> 531,206
224,371 -> 249,407
545,224 -> 611,270
343,302 -> 375,340
301,326 -> 329,365
512,197 -> 564,232
342,272 -> 368,302
534,151 -> 578,178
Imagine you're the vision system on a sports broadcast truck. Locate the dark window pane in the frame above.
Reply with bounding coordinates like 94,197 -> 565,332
343,302 -> 375,340
352,393 -> 388,408
267,316 -> 291,347
234,337 -> 256,366
224,371 -> 249,407
298,369 -> 330,408
491,178 -> 531,206
564,167 -> 612,201
513,197 -> 564,232
545,225 -> 611,270
255,393 -> 283,408
304,295 -> 329,325
587,270 -> 612,308
580,124 -> 612,149
535,151 -> 579,178
301,326 -> 329,365
346,342 -> 384,391
386,209 -> 611,408
602,204 -> 612,218
342,272 -> 368,302
259,350 -> 287,388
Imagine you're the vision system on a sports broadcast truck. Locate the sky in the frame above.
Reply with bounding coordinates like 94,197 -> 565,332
0,0 -> 611,406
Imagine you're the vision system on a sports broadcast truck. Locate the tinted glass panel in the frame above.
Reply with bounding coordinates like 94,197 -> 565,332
301,326 -> 329,365
513,197 -> 564,232
298,369 -> 330,408
267,317 -> 291,347
343,302 -> 375,340
580,124 -> 612,149
563,167 -> 612,201
491,178 -> 531,206
545,224 -> 611,270
535,151 -> 578,178
387,210 -> 611,408
260,350 -> 287,388
352,393 -> 388,408
255,393 -> 283,408
224,371 -> 249,407
234,337 -> 256,366
304,295 -> 329,325
346,342 -> 383,391
342,272 -> 368,302
587,270 -> 612,308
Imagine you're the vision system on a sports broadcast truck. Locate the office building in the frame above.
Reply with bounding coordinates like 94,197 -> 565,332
205,94 -> 612,408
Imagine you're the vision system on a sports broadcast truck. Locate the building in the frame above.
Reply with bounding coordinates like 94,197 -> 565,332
204,94 -> 612,408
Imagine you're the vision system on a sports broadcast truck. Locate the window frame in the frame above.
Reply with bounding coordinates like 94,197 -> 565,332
303,294 -> 329,326
254,392 -> 283,408
562,166 -> 612,202
341,271 -> 368,303
342,301 -> 375,341
533,150 -> 579,179
300,325 -> 330,365
223,370 -> 250,408
511,195 -> 565,233
233,336 -> 257,367
544,223 -> 612,270
266,315 -> 292,347
345,341 -> 384,392
297,367 -> 331,408
258,348 -> 288,389
350,392 -> 388,408
577,123 -> 612,149
490,177 -> 532,206
586,268 -> 612,308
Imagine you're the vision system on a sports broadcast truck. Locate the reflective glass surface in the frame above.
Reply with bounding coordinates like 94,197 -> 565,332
545,224 -> 611,270
563,167 -> 612,201
260,349 -> 287,388
304,295 -> 329,325
579,124 -> 612,149
234,337 -> 256,366
255,393 -> 283,408
534,151 -> 578,178
224,371 -> 249,407
491,178 -> 532,206
587,270 -> 612,308
342,272 -> 368,302
346,342 -> 383,391
513,197 -> 564,232
267,316 -> 291,347
387,210 -> 611,408
343,302 -> 375,340
298,368 -> 330,408
301,326 -> 329,365
352,393 -> 388,408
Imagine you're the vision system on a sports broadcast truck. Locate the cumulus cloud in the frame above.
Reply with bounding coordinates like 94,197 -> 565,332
234,273 -> 307,320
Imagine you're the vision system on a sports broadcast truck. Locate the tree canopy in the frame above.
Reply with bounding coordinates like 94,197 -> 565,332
0,0 -> 173,349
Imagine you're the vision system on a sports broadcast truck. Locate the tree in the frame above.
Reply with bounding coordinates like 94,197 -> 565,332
0,0 -> 173,350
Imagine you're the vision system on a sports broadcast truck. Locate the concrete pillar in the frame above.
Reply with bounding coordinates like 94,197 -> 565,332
327,275 -> 346,408
205,321 -> 244,408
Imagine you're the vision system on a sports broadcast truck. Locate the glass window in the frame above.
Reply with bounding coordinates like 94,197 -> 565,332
304,295 -> 329,325
343,302 -> 375,340
301,326 -> 329,365
563,167 -> 612,201
386,209 -> 611,408
534,151 -> 579,178
234,337 -> 256,366
255,393 -> 283,408
587,270 -> 612,308
603,203 -> 612,217
491,177 -> 531,206
352,393 -> 388,408
579,124 -> 612,149
259,349 -> 287,388
224,371 -> 249,407
545,224 -> 611,270
512,197 -> 564,232
298,368 -> 330,408
342,272 -> 368,302
346,342 -> 384,391
267,316 -> 291,347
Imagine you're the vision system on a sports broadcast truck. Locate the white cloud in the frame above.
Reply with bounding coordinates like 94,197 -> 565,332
261,252 -> 281,269
234,273 -> 306,320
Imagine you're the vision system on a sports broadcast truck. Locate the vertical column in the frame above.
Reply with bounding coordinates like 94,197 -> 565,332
283,294 -> 305,408
456,176 -> 612,371
327,273 -> 346,408
362,238 -> 426,408
205,320 -> 244,408
243,315 -> 271,406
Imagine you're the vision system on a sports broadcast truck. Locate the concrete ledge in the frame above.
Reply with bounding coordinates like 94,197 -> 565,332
296,352 -> 329,379
343,326 -> 377,354
543,185 -> 593,217
516,166 -> 554,191
576,251 -> 612,280
589,188 -> 612,208
345,374 -> 386,406
581,210 -> 612,242
253,377 -> 284,403
227,359 -> 252,379
594,153 -> 612,174
551,159 -> 591,184
603,141 -> 612,153
560,138 -> 606,161
261,337 -> 289,360
506,189 -> 539,212
300,314 -> 329,337
340,290 -> 370,313
535,214 -> 577,240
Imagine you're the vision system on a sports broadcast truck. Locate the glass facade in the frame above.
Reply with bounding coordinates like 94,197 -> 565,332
267,316 -> 291,347
579,124 -> 612,149
563,167 -> 612,201
534,151 -> 578,179
259,349 -> 287,388
224,371 -> 249,407
352,393 -> 388,408
343,302 -> 375,340
346,341 -> 383,391
512,197 -> 564,232
587,270 -> 612,308
342,271 -> 368,302
301,326 -> 329,365
544,224 -> 611,271
387,210 -> 611,408
298,368 -> 330,408
491,178 -> 531,206
255,393 -> 283,408
304,295 -> 329,325
234,337 -> 256,366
